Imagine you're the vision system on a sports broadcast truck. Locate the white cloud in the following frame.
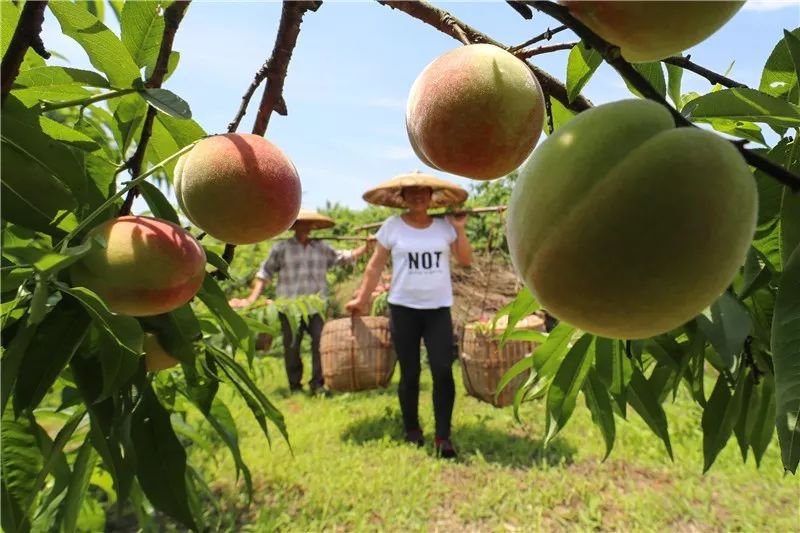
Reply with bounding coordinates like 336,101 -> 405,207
742,0 -> 800,12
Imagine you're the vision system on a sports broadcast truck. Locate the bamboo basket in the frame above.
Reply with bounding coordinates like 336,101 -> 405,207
460,315 -> 545,407
320,316 -> 396,391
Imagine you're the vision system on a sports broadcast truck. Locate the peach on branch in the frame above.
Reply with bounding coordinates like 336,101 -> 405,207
406,43 -> 545,181
143,332 -> 180,372
175,133 -> 302,244
70,216 -> 206,317
506,99 -> 757,339
562,1 -> 744,62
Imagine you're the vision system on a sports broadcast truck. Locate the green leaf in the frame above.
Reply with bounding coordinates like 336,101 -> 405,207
48,1 -> 141,89
121,0 -> 165,72
546,96 -> 577,134
197,276 -> 254,361
11,66 -> 110,105
32,408 -> 85,513
759,28 -> 800,104
108,0 -> 124,22
682,88 -> 800,129
78,0 -> 105,22
734,373 -> 757,461
750,374 -> 777,467
1,409 -> 43,532
131,384 -> 196,530
2,238 -> 99,276
625,62 -> 666,98
500,328 -> 548,344
782,188 -> 800,269
583,369 -> 615,460
565,42 -> 601,103
1,322 -> 37,414
137,180 -> 180,224
665,61 -> 684,109
57,284 -> 144,357
771,244 -> 800,473
702,372 -> 746,472
544,334 -> 594,445
57,436 -> 97,533
594,338 -> 631,416
141,88 -> 192,119
138,304 -> 201,364
699,118 -> 767,146
628,367 -> 673,460
1,1 -> 20,58
204,248 -> 230,278
111,92 -> 147,156
496,355 -> 534,400
13,299 -> 91,415
493,286 -> 539,346
696,292 -> 752,370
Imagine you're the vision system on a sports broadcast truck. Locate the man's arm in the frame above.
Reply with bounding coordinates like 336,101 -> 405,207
228,277 -> 270,308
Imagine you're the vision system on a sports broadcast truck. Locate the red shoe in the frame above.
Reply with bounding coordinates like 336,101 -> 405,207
405,427 -> 424,447
434,437 -> 457,459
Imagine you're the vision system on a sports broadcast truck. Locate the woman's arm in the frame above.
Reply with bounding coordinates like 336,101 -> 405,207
346,244 -> 390,315
447,214 -> 473,266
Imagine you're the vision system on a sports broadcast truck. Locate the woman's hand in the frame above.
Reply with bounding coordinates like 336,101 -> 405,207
345,295 -> 370,316
446,213 -> 468,231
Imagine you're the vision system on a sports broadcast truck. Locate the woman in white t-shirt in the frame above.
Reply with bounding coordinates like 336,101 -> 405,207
347,172 -> 472,459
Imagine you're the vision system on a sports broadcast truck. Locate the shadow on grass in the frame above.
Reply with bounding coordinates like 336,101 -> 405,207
340,409 -> 575,468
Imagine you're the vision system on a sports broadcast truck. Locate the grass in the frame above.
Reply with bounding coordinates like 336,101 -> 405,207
188,353 -> 797,532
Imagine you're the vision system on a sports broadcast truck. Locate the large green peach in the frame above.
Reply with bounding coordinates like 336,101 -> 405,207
70,216 -> 206,316
175,133 -> 302,244
506,99 -> 757,339
406,43 -> 545,180
143,332 -> 180,372
562,1 -> 744,62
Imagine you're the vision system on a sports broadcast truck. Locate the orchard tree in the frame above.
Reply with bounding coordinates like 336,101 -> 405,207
1,1 -> 799,531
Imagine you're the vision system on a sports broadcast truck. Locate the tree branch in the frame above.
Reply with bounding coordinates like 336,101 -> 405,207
1,0 -> 50,105
525,0 -> 800,192
509,24 -> 568,52
516,41 -> 577,59
220,1 -> 321,267
662,55 -> 748,89
377,0 -> 592,113
251,0 -> 322,136
119,0 -> 191,216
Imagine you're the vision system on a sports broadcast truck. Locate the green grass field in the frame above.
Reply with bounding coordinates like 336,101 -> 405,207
189,353 -> 797,532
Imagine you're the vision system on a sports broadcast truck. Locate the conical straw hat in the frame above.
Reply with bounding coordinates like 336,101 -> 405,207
292,209 -> 336,230
362,171 -> 468,208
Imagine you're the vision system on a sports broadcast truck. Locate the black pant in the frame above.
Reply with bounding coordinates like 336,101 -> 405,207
389,304 -> 455,439
278,312 -> 324,390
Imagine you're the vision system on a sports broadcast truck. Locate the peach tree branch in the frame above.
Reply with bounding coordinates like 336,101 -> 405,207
524,0 -> 800,192
221,0 -> 322,266
509,24 -> 568,52
120,0 -> 191,216
516,41 -> 577,59
377,0 -> 592,113
662,55 -> 748,89
1,0 -> 50,104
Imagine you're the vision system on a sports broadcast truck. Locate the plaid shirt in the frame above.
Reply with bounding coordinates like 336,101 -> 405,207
256,238 -> 353,299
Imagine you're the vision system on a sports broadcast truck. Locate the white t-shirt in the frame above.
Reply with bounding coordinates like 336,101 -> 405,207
376,215 -> 457,309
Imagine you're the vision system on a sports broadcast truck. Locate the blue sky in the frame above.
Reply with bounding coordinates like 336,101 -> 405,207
41,1 -> 800,213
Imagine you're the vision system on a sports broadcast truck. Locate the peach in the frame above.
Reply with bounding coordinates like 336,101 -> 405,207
175,133 -> 302,244
143,332 -> 180,372
70,216 -> 206,316
562,1 -> 744,62
406,43 -> 545,180
506,99 -> 757,339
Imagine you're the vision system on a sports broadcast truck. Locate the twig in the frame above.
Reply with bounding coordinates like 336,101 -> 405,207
509,24 -> 568,52
377,0 -> 592,113
525,0 -> 800,192
1,0 -> 50,104
544,95 -> 554,135
251,1 -> 322,136
119,1 -> 190,216
516,41 -> 576,59
505,1 -> 533,20
220,1 -> 321,272
662,55 -> 748,89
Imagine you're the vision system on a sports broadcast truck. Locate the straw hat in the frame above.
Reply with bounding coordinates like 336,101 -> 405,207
362,171 -> 468,208
292,209 -> 335,230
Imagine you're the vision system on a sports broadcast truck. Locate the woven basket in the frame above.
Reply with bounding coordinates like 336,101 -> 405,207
320,316 -> 396,391
460,316 -> 545,407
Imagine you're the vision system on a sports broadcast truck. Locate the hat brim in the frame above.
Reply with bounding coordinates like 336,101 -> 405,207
363,172 -> 468,208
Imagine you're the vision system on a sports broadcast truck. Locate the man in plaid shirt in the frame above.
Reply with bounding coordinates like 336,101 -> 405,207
230,213 -> 371,393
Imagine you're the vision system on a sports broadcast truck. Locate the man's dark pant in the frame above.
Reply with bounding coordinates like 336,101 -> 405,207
278,312 -> 324,390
